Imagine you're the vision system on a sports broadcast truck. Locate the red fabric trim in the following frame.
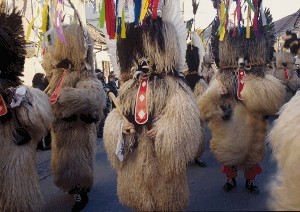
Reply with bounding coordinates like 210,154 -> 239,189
245,164 -> 262,180
237,69 -> 246,100
135,78 -> 149,124
221,166 -> 238,179
50,70 -> 68,105
0,95 -> 8,116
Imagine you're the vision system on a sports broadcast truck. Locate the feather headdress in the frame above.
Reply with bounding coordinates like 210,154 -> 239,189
103,0 -> 187,77
211,0 -> 275,73
0,4 -> 26,89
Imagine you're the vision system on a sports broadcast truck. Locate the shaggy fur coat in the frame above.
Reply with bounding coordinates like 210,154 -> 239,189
0,87 -> 52,212
104,75 -> 204,211
272,52 -> 300,102
199,71 -> 285,169
268,91 -> 300,210
43,24 -> 106,191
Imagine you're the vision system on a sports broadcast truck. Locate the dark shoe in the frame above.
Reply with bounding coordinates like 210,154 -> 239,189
223,178 -> 236,192
195,158 -> 207,167
245,180 -> 259,194
72,191 -> 89,212
68,186 -> 80,194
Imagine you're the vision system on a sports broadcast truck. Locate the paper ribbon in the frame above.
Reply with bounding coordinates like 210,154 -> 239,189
121,8 -> 126,38
219,1 -> 226,41
26,8 -> 40,43
50,70 -> 68,105
139,0 -> 149,23
246,5 -> 251,39
99,0 -> 106,28
134,0 -> 142,26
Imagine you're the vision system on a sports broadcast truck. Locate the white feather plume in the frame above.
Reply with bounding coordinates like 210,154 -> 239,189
191,31 -> 205,74
162,0 -> 188,73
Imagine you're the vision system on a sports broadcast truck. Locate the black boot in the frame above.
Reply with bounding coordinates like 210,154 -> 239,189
245,180 -> 259,194
195,158 -> 207,167
223,178 -> 236,192
72,190 -> 89,212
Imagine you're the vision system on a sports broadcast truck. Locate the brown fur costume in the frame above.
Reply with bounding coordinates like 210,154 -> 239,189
0,6 -> 53,212
43,24 -> 106,192
198,6 -> 285,191
268,91 -> 300,210
272,52 -> 300,101
103,1 -> 203,210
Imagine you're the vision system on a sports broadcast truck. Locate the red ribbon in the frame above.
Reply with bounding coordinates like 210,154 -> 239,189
0,95 -> 8,116
105,0 -> 116,39
152,0 -> 160,19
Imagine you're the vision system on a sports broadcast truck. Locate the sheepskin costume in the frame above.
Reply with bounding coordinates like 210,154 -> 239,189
0,5 -> 53,212
273,51 -> 300,101
268,31 -> 300,211
199,1 -> 285,193
42,24 -> 106,210
185,32 -> 207,162
103,0 -> 204,210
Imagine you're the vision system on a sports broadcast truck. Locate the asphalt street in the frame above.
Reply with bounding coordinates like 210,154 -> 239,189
38,121 -> 277,211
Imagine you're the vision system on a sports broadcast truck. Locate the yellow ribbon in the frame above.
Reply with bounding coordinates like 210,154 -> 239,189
219,1 -> 226,41
246,5 -> 251,39
139,0 -> 149,23
26,8 -> 40,43
121,8 -> 126,38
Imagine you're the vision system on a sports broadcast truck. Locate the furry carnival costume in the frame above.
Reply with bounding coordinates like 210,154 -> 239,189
272,51 -> 300,102
103,0 -> 204,210
0,5 -> 53,212
268,31 -> 300,210
199,0 -> 285,193
185,32 -> 207,166
42,23 -> 106,211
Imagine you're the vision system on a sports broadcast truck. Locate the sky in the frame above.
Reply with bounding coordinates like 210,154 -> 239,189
183,0 -> 300,29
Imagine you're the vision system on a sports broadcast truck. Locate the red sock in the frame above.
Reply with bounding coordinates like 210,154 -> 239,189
221,166 -> 237,179
245,164 -> 262,180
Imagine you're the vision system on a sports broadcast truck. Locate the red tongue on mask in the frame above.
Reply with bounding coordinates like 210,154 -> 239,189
284,68 -> 289,80
237,69 -> 246,100
0,95 -> 8,116
135,78 -> 149,124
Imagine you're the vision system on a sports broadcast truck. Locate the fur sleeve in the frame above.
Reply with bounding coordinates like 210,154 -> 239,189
14,87 -> 53,140
241,74 -> 285,116
194,79 -> 208,97
198,78 -> 224,122
154,79 -> 204,174
103,109 -> 125,170
58,78 -> 106,118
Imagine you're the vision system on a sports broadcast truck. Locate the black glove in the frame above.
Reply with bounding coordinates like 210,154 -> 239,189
221,105 -> 233,121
